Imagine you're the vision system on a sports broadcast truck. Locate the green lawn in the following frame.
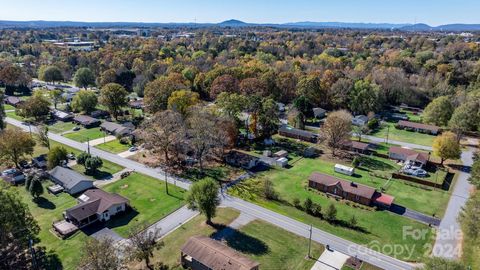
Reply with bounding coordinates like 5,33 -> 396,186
224,220 -> 324,270
371,121 -> 437,147
102,172 -> 186,237
229,156 -> 440,261
9,183 -> 88,270
63,127 -> 105,142
48,122 -> 78,134
4,104 -> 15,110
6,110 -> 25,121
96,139 -> 131,154
72,160 -> 124,180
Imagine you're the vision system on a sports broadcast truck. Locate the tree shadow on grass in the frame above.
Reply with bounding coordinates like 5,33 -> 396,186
85,170 -> 113,180
105,207 -> 139,230
35,246 -> 63,270
359,156 -> 395,171
212,227 -> 269,256
34,196 -> 56,210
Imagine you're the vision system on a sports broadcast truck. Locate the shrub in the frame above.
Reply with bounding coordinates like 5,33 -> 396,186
263,179 -> 279,201
304,198 -> 313,214
293,198 -> 302,209
325,204 -> 337,221
352,156 -> 361,168
311,202 -> 322,217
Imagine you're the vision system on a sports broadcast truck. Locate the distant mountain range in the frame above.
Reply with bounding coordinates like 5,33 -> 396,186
0,19 -> 479,31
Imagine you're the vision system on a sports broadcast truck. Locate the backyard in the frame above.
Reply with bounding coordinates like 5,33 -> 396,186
102,172 -> 186,237
371,121 -> 437,147
10,183 -> 88,270
63,127 -> 105,142
229,155 -> 444,261
144,208 -> 325,270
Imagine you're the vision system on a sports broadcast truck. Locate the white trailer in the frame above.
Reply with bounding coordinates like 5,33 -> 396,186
334,164 -> 355,176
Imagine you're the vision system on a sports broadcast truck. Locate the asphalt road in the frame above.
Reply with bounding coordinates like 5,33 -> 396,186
433,147 -> 474,259
7,117 -> 423,270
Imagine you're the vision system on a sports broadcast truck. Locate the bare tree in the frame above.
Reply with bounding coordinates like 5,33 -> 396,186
321,110 -> 352,156
37,124 -> 50,150
128,224 -> 164,270
187,107 -> 218,173
79,237 -> 122,270
141,110 -> 185,194
141,110 -> 185,164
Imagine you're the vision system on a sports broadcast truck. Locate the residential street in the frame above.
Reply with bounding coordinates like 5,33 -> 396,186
8,116 -> 464,270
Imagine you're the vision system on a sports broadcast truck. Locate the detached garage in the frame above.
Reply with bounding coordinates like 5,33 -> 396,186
49,166 -> 94,195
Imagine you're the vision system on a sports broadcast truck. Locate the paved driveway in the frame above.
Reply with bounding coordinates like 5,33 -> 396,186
389,204 -> 441,226
311,250 -> 350,270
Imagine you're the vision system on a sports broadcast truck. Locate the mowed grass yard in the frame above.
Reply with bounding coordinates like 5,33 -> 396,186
143,208 -> 324,270
48,121 -> 78,134
229,156 -> 441,261
63,127 -> 105,142
371,121 -> 437,147
9,183 -> 88,270
102,172 -> 186,237
96,139 -> 131,154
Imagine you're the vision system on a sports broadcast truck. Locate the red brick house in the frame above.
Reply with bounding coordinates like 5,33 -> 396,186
308,172 -> 394,207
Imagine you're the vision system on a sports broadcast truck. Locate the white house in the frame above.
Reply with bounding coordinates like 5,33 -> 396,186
352,115 -> 369,126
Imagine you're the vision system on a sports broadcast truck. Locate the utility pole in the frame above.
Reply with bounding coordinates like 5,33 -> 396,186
164,165 -> 169,195
87,137 -> 90,154
307,224 -> 312,258
386,125 -> 390,145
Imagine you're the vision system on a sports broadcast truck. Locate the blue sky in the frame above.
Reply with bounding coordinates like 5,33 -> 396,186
0,0 -> 478,25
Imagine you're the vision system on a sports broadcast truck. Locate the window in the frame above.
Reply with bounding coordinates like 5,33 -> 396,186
333,188 -> 337,194
355,195 -> 359,201
116,206 -> 122,212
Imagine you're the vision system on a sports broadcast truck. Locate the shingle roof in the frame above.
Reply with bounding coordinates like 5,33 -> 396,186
100,121 -> 134,135
278,126 -> 316,138
397,120 -> 439,132
82,189 -> 129,213
389,147 -> 429,163
308,172 -> 377,199
181,236 -> 259,270
49,166 -> 93,190
73,115 -> 100,125
67,199 -> 101,221
342,140 -> 370,151
66,189 -> 128,221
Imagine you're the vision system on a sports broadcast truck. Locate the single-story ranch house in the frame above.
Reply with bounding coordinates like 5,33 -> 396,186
49,166 -> 94,194
65,189 -> 129,228
73,115 -> 101,128
100,121 -> 135,137
388,147 -> 429,168
4,96 -> 24,107
225,150 -> 260,170
396,120 -> 440,135
181,236 -> 260,270
53,188 -> 129,237
278,126 -> 317,142
352,115 -> 369,126
52,109 -> 74,122
308,172 -> 394,208
341,140 -> 372,154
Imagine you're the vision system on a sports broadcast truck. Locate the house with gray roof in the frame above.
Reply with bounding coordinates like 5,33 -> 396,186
49,166 -> 94,194
100,121 -> 135,137
73,115 -> 101,128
